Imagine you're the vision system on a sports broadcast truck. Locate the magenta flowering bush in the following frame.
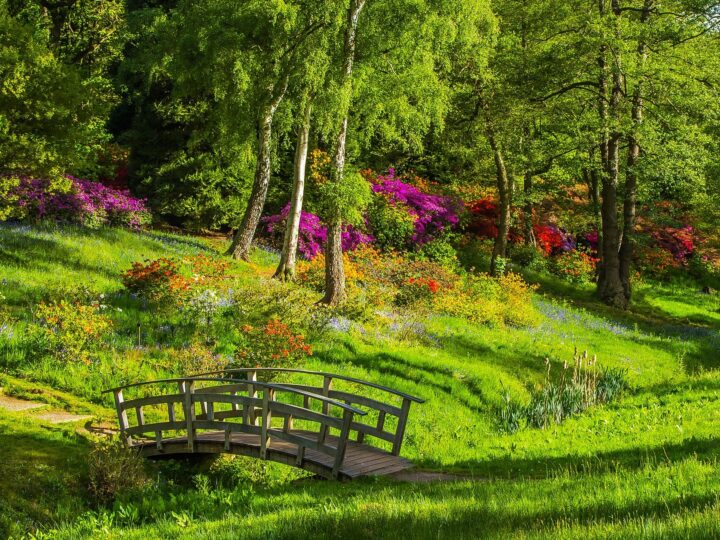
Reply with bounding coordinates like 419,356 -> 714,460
262,203 -> 373,260
10,175 -> 151,229
369,168 -> 461,245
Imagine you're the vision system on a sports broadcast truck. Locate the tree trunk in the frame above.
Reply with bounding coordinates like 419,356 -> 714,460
227,76 -> 289,260
323,218 -> 346,304
618,0 -> 651,301
321,0 -> 366,305
523,171 -> 536,247
597,0 -> 627,309
274,96 -> 313,280
478,92 -> 513,276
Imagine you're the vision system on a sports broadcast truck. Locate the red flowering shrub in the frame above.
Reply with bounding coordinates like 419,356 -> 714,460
534,225 -> 576,256
651,226 -> 694,262
466,197 -> 499,238
234,319 -> 312,370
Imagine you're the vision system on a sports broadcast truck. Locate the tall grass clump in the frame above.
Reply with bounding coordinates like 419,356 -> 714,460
498,350 -> 630,434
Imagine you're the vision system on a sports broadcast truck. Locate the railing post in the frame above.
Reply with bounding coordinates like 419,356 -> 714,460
113,390 -> 132,446
318,375 -> 332,443
391,398 -> 412,456
260,387 -> 274,460
247,370 -> 258,425
332,409 -> 354,479
183,379 -> 196,452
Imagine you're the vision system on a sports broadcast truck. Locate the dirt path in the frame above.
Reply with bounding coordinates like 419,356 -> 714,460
0,390 -> 92,424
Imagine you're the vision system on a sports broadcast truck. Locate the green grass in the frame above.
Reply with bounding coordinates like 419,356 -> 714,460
2,222 -> 720,538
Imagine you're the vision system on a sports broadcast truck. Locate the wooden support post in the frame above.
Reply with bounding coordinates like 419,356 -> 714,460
332,410 -> 354,479
184,380 -> 196,452
247,370 -> 257,425
135,406 -> 144,427
113,390 -> 132,446
283,414 -> 293,433
206,401 -> 214,421
224,428 -> 231,451
296,446 -> 306,467
168,402 -> 176,423
318,376 -> 332,443
260,388 -> 274,459
155,430 -> 163,451
391,398 -> 411,456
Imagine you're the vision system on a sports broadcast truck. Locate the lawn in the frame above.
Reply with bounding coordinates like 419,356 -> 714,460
1,223 -> 719,539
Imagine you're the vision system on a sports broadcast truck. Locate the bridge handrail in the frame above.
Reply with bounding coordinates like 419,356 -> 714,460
191,368 -> 425,403
103,377 -> 367,416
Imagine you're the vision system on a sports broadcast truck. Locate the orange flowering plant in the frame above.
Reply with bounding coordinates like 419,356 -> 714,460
30,300 -> 112,364
234,319 -> 312,370
122,257 -> 191,304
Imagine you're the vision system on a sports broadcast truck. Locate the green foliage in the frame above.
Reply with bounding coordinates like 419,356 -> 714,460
551,250 -> 597,285
366,197 -> 416,250
87,440 -> 149,507
499,354 -> 630,434
510,244 -> 548,273
0,1 -> 114,176
313,170 -> 372,226
27,299 -> 112,365
413,235 -> 459,270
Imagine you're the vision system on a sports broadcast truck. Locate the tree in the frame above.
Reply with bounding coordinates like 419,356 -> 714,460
0,0 -> 126,177
321,0 -> 496,302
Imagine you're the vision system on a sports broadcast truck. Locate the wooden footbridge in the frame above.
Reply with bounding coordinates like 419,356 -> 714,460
106,368 -> 424,480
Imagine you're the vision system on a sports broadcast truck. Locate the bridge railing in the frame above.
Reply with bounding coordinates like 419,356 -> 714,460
193,368 -> 425,456
104,377 -> 368,478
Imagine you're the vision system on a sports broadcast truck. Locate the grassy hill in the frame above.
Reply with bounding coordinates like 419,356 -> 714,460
1,222 -> 719,539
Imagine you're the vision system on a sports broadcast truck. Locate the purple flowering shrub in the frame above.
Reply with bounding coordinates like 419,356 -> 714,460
260,168 -> 460,260
368,168 -> 461,246
10,175 -> 151,229
261,203 -> 373,260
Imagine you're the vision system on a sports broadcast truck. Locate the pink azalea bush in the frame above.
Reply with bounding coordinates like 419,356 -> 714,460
368,168 -> 461,245
10,175 -> 151,229
262,203 -> 373,260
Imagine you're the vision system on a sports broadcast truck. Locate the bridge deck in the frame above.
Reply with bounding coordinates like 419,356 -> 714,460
136,429 -> 413,479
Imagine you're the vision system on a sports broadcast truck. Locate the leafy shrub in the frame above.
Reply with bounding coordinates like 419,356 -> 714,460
366,195 -> 416,250
434,272 -> 539,327
88,440 -> 149,506
176,342 -> 228,375
10,175 -> 151,229
395,277 -> 441,307
551,250 -> 597,284
233,319 -> 312,370
688,253 -> 720,289
412,235 -> 459,270
510,244 -> 548,272
497,353 -> 629,433
29,300 -> 112,364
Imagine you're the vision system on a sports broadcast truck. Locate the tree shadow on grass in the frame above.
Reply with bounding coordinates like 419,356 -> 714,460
415,435 -> 720,478
0,421 -> 90,536
314,346 -> 489,415
240,472 -> 720,540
